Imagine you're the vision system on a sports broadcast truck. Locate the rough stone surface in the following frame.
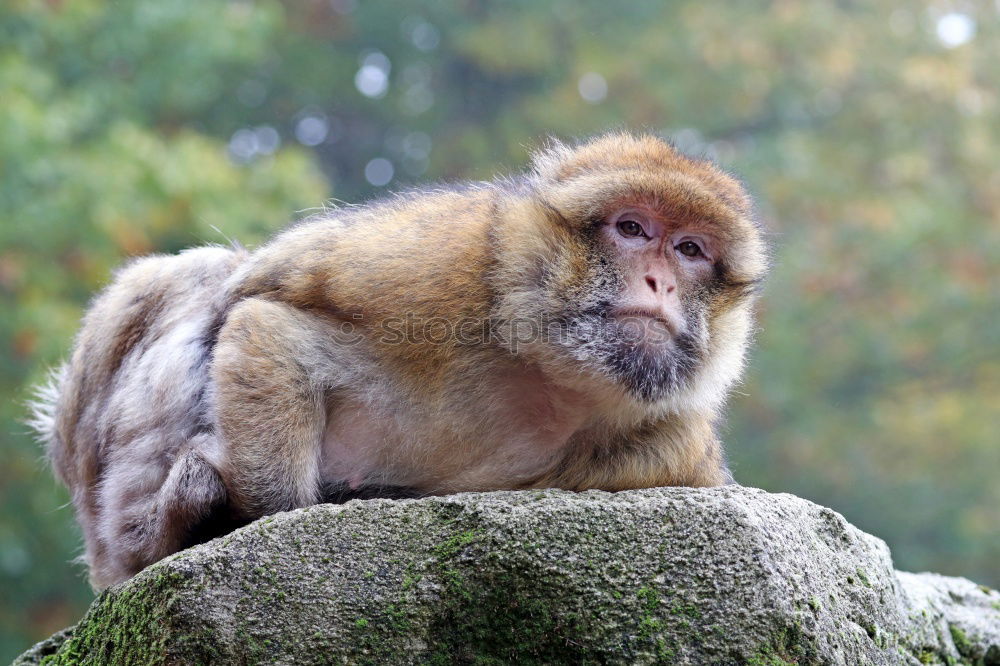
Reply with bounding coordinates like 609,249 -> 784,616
14,487 -> 1000,665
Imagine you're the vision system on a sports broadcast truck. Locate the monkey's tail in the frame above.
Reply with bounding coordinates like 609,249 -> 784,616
26,363 -> 67,456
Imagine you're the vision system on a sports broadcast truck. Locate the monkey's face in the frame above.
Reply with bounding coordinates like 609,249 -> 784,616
545,205 -> 721,402
493,134 -> 767,407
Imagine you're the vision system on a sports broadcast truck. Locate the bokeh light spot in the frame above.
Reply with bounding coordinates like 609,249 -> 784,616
355,65 -> 389,98
295,115 -> 329,146
578,72 -> 608,104
935,12 -> 975,48
365,158 -> 394,186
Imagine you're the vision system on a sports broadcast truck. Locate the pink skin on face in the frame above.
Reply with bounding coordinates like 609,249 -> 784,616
600,207 -> 716,339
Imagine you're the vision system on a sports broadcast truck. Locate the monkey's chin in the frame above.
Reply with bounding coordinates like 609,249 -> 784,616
550,313 -> 699,402
602,326 -> 701,403
609,351 -> 695,402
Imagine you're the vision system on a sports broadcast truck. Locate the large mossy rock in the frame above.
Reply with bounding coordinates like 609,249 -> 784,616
15,487 -> 1000,665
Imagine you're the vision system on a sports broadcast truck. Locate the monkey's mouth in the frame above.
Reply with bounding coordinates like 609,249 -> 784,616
609,308 -> 678,342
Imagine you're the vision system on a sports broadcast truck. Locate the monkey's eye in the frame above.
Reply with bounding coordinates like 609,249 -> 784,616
617,220 -> 646,238
676,241 -> 704,258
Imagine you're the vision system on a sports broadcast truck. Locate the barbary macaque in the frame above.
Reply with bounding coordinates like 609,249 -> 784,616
31,133 -> 767,588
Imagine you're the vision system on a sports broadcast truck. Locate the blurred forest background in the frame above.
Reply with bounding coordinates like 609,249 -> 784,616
2,0 -> 998,659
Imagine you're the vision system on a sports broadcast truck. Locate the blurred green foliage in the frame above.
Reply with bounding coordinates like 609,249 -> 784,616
1,0 -> 997,659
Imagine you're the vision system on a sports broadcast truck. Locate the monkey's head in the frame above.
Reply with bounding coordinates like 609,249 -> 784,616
493,133 -> 767,413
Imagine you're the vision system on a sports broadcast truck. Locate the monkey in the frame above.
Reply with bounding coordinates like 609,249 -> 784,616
29,132 -> 767,589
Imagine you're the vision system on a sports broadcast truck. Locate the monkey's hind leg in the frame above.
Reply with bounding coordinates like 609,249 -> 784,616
94,434 -> 228,588
211,298 -> 329,519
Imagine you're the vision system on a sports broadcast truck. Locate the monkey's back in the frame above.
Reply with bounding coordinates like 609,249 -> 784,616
41,246 -> 248,524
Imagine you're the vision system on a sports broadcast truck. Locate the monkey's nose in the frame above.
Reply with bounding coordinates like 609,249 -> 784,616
644,274 -> 676,295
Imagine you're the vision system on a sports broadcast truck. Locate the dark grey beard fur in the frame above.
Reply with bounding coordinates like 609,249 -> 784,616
605,325 -> 702,401
556,310 -> 705,402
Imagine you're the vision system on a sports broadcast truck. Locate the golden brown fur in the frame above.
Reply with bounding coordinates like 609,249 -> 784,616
32,132 -> 767,588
